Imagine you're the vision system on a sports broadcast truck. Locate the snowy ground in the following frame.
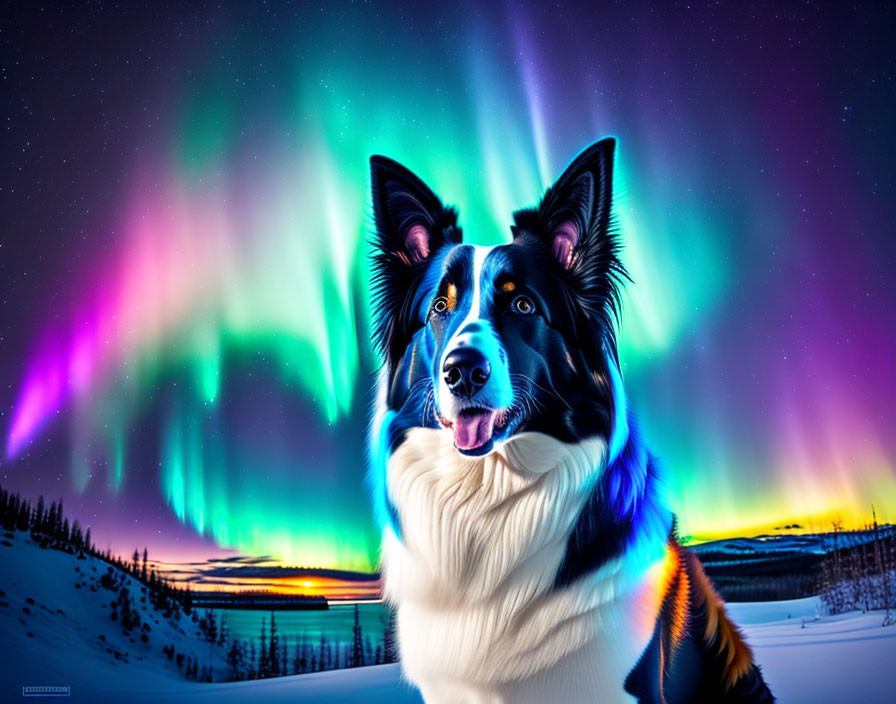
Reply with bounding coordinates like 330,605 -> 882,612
728,598 -> 896,703
2,531 -> 895,702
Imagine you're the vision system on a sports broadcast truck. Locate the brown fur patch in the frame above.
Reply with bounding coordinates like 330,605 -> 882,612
685,550 -> 755,690
658,546 -> 691,686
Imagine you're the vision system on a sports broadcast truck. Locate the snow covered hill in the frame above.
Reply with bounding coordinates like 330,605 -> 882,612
2,530 -> 895,702
0,529 -> 229,698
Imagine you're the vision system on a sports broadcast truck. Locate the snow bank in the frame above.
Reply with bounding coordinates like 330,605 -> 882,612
728,599 -> 896,703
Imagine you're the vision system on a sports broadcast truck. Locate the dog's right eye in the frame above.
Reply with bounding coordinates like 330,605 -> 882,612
430,284 -> 457,317
431,297 -> 450,315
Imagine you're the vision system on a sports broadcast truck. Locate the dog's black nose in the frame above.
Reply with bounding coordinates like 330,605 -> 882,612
443,348 -> 491,399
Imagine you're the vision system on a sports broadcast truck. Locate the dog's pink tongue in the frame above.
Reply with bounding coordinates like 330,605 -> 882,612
454,410 -> 498,450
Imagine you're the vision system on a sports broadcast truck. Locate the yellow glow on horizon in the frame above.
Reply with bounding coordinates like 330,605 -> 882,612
683,507 -> 894,545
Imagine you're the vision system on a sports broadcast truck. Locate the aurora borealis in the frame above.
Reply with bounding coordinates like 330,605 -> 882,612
2,2 -> 894,583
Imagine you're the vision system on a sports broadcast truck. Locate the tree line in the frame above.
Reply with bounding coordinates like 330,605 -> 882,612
215,604 -> 397,682
0,483 -> 195,612
819,507 -> 895,626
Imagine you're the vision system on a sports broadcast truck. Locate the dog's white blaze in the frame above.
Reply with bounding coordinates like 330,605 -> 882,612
381,428 -> 667,703
437,245 -> 513,418
459,244 -> 493,331
445,244 -> 494,354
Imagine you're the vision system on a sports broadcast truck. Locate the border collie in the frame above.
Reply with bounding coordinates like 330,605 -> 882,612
367,139 -> 774,703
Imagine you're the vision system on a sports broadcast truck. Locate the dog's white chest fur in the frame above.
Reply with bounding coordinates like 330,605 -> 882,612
381,428 -> 668,703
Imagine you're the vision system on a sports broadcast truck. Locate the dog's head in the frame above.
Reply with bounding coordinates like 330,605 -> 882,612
370,139 -> 627,458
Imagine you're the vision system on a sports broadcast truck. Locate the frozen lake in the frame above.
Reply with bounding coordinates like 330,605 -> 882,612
213,602 -> 388,648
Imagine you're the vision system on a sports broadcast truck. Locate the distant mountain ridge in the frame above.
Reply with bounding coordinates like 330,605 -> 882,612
692,525 -> 896,558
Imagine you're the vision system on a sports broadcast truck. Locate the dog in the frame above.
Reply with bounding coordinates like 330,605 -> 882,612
367,139 -> 774,703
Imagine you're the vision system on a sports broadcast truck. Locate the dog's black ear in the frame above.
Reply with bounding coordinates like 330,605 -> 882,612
513,138 -> 627,351
370,156 -> 462,365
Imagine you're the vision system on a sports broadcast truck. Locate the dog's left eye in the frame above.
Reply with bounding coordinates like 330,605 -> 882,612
510,295 -> 536,315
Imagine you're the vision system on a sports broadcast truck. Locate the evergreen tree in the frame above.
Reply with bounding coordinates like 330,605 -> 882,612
218,613 -> 229,647
351,604 -> 364,667
18,500 -> 31,532
269,612 -> 280,676
1,494 -> 9,530
382,605 -> 397,663
8,493 -> 19,530
199,610 -> 218,644
872,506 -> 894,626
295,633 -> 307,673
319,632 -> 328,670
888,527 -> 896,613
33,495 -> 45,534
115,585 -> 141,631
258,616 -> 269,677
227,640 -> 244,681
293,639 -> 303,674
364,635 -> 373,667
247,642 -> 257,680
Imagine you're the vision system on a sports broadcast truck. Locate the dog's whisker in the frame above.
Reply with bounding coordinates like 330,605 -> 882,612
512,373 -> 573,411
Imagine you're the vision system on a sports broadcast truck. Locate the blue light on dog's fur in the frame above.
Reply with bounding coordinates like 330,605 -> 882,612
368,405 -> 402,540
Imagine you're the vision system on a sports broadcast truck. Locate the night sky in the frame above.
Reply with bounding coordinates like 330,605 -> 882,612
2,2 -> 894,581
